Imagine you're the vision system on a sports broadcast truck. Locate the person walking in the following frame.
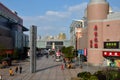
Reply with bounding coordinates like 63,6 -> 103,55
61,64 -> 64,70
15,66 -> 18,73
9,68 -> 14,76
19,66 -> 22,74
0,74 -> 2,80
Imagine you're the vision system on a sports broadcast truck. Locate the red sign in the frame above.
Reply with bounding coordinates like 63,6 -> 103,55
5,49 -> 14,54
94,25 -> 97,31
103,51 -> 120,57
84,48 -> 87,56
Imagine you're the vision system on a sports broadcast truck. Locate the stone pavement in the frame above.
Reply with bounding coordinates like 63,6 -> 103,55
0,56 -> 101,80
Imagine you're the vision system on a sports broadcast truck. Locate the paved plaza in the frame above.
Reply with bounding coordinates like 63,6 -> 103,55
0,56 -> 101,80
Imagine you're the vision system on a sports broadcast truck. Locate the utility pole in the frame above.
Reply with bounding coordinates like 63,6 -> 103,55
30,25 -> 37,73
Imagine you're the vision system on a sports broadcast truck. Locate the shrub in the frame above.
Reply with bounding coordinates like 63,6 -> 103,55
93,70 -> 106,80
77,71 -> 91,80
106,70 -> 120,80
77,68 -> 120,80
89,75 -> 98,80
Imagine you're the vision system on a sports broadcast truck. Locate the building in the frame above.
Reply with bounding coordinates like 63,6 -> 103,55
37,33 -> 71,50
77,0 -> 120,66
0,3 -> 29,55
70,20 -> 84,50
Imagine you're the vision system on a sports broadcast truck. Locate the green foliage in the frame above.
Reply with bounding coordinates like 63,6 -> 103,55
77,71 -> 91,80
61,46 -> 74,58
89,75 -> 98,80
94,70 -> 106,80
77,69 -> 120,80
105,70 -> 120,80
93,69 -> 120,80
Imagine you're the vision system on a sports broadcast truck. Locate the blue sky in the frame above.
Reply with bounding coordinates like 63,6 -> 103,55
0,0 -> 120,39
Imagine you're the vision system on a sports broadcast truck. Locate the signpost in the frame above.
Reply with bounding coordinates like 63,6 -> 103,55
78,49 -> 84,68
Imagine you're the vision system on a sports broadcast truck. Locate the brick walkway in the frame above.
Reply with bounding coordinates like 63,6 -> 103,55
0,56 -> 101,80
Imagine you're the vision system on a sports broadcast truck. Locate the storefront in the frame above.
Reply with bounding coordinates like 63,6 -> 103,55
103,41 -> 120,67
103,51 -> 120,67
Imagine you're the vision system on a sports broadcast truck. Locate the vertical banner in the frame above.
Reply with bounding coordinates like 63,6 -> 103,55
84,48 -> 87,56
30,25 -> 37,73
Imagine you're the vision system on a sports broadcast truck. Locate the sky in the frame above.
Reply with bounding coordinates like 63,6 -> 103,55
0,0 -> 120,39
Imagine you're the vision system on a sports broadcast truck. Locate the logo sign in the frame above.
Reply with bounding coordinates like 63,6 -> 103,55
104,42 -> 119,49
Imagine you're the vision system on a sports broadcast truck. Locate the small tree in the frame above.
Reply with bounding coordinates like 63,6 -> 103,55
61,46 -> 75,60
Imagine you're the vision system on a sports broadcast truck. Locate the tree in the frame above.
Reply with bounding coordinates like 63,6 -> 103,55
61,46 -> 75,59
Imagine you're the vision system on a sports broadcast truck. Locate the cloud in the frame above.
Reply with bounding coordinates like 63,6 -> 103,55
22,2 -> 87,38
68,2 -> 87,12
112,6 -> 120,12
45,11 -> 69,18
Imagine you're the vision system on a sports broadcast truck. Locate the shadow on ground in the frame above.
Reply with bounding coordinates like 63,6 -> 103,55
36,64 -> 61,72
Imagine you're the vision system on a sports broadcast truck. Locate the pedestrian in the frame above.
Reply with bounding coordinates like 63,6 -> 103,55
0,74 -> 2,80
9,68 -> 14,76
61,64 -> 64,70
46,54 -> 48,58
15,66 -> 18,73
19,66 -> 22,74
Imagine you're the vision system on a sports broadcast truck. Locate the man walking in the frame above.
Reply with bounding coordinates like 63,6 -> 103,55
15,66 -> 18,73
19,66 -> 22,74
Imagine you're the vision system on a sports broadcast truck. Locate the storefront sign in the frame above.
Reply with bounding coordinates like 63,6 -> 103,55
104,42 -> 119,49
103,51 -> 120,57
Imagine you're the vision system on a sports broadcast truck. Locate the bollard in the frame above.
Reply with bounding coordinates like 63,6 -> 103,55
61,64 -> 64,70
